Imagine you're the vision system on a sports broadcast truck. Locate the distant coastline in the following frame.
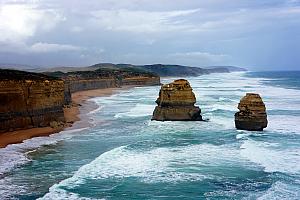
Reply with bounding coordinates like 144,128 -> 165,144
0,63 -> 247,76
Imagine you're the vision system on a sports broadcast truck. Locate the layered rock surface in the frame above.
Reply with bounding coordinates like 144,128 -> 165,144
0,70 -> 66,133
48,68 -> 161,99
152,79 -> 202,121
235,93 -> 268,131
0,68 -> 160,134
66,79 -> 116,93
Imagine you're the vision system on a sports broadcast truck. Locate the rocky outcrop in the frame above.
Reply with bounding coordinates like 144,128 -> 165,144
0,70 -> 66,133
152,79 -> 202,121
235,93 -> 268,131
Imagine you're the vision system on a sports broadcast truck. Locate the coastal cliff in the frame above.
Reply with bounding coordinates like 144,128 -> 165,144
0,68 -> 160,139
152,79 -> 203,121
66,79 -> 116,93
47,68 -> 160,101
235,93 -> 268,131
121,77 -> 160,86
0,69 -> 65,133
65,77 -> 160,93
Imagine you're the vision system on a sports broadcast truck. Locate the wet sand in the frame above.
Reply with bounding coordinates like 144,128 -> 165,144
0,86 -> 134,148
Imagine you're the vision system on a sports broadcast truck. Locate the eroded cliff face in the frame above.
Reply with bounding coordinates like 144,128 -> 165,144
121,77 -> 160,86
0,79 -> 65,133
63,76 -> 160,101
0,68 -> 161,134
152,79 -> 202,121
66,78 -> 117,93
235,93 -> 268,131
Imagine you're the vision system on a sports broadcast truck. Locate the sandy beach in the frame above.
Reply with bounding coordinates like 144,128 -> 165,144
0,86 -> 134,148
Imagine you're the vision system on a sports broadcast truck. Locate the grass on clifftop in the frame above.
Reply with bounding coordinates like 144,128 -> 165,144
45,67 -> 159,80
0,69 -> 60,81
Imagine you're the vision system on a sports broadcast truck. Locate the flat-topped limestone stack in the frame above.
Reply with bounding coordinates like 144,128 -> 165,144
152,79 -> 203,121
235,93 -> 268,131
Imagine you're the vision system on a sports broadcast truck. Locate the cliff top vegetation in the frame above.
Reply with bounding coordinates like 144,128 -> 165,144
0,69 -> 60,81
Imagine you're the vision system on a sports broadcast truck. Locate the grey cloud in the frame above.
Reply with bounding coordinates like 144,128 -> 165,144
89,9 -> 199,33
0,41 -> 83,54
0,3 -> 65,43
168,52 -> 231,66
0,0 -> 300,70
30,42 -> 82,53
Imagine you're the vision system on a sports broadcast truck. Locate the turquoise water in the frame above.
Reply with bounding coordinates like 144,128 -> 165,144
1,72 -> 300,199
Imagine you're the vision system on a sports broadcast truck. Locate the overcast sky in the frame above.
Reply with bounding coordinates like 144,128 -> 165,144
0,0 -> 300,70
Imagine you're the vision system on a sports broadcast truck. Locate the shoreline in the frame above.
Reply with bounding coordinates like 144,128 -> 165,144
0,86 -> 136,148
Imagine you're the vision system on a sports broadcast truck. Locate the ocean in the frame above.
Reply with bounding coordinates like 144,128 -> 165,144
0,71 -> 300,199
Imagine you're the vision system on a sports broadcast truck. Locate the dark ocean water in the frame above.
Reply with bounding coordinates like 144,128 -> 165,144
246,71 -> 300,90
0,71 -> 299,200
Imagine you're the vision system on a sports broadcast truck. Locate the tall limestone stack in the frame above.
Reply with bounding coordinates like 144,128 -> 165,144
235,93 -> 268,131
152,79 -> 203,121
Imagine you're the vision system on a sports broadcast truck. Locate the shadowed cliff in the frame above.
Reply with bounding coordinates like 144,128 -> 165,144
0,69 -> 65,133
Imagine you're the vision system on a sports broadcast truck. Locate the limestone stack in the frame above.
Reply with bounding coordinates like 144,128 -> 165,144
235,93 -> 268,131
152,79 -> 203,121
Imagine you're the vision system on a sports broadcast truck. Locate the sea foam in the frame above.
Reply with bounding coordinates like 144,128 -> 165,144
257,181 -> 300,200
240,139 -> 300,174
40,141 -> 258,199
0,128 -> 88,177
